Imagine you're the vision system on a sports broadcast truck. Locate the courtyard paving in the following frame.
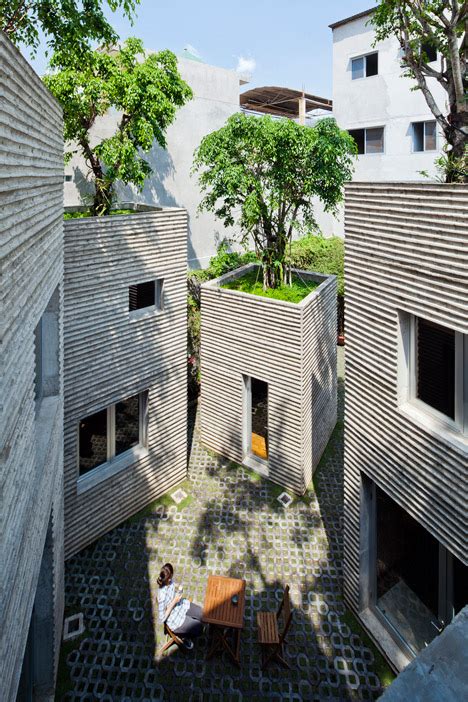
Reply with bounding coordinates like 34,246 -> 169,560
57,369 -> 393,701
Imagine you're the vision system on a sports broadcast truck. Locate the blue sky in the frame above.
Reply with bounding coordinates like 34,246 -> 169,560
29,0 -> 373,97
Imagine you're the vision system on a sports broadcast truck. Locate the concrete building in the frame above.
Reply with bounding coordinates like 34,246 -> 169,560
1,32 -> 65,700
343,182 -> 467,672
328,8 -> 447,235
200,265 -> 337,494
64,55 -> 245,268
63,205 -> 187,558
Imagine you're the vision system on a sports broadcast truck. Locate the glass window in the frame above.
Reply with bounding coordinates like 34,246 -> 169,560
115,394 -> 140,456
349,129 -> 365,154
424,121 -> 437,150
34,318 -> 43,404
351,56 -> 364,80
366,127 -> 384,153
417,318 -> 455,420
366,52 -> 378,76
79,408 -> 108,475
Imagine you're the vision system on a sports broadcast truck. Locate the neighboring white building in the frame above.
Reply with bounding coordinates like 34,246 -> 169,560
327,7 -> 446,235
64,55 -> 245,268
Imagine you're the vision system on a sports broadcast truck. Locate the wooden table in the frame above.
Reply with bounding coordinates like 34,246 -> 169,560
202,574 -> 246,667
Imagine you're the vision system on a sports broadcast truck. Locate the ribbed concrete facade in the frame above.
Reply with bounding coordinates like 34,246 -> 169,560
200,265 -> 337,494
0,32 -> 64,700
343,183 -> 468,661
63,206 -> 187,558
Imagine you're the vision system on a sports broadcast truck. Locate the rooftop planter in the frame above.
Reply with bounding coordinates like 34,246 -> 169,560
200,263 -> 337,494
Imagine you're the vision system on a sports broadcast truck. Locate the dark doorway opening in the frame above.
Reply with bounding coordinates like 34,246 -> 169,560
251,378 -> 268,460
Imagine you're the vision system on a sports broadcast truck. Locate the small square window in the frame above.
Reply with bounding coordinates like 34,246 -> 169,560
129,281 -> 155,311
412,121 -> 437,151
351,53 -> 378,80
64,175 -> 73,182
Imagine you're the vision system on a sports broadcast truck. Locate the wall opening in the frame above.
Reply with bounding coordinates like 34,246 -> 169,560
250,377 -> 268,460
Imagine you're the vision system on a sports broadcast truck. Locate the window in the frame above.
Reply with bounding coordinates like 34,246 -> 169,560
421,41 -> 437,63
243,375 -> 269,470
399,313 -> 467,436
129,279 -> 164,313
78,392 -> 148,479
351,52 -> 378,79
412,121 -> 437,152
34,287 -> 60,412
64,174 -> 73,182
348,127 -> 384,154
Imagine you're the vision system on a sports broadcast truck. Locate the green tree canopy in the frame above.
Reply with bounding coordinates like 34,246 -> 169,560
44,38 -> 193,215
0,0 -> 139,62
371,0 -> 467,181
193,113 -> 355,289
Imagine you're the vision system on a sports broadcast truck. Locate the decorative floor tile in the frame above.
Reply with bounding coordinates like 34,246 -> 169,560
171,488 -> 188,505
276,491 -> 293,508
57,373 -> 390,701
63,613 -> 85,641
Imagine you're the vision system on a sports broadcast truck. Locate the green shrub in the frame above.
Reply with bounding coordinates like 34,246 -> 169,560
287,235 -> 344,296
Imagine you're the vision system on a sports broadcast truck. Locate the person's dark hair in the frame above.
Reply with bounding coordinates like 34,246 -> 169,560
157,563 -> 174,588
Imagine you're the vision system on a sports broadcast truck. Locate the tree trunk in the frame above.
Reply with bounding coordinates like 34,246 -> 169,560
262,234 -> 287,289
91,178 -> 114,216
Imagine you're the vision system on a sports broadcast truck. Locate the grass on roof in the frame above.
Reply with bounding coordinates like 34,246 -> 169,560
221,270 -> 317,303
64,209 -> 135,220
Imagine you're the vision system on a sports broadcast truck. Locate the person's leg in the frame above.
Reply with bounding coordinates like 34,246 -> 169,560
186,603 -> 203,621
174,615 -> 203,639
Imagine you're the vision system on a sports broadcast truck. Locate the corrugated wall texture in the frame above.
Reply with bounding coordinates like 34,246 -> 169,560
0,32 -> 64,700
200,265 -> 337,494
63,208 -> 187,558
343,182 -> 468,613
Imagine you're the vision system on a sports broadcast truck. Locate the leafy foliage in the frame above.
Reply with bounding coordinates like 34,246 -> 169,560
193,113 -> 355,288
44,38 -> 192,215
222,270 -> 317,303
287,235 -> 344,296
371,0 -> 467,181
0,0 -> 139,61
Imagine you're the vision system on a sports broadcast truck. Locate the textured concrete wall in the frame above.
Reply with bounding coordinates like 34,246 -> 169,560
63,57 -> 242,267
0,31 -> 64,700
343,183 -> 468,619
200,265 -> 337,494
63,206 -> 187,558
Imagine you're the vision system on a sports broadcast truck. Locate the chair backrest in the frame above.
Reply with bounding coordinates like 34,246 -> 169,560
277,585 -> 292,642
165,622 -> 183,644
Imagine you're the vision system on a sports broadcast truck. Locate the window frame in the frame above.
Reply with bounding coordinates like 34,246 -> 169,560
411,120 -> 438,153
351,51 -> 379,80
77,391 -> 149,492
348,126 -> 385,155
128,278 -> 164,319
406,315 -> 467,436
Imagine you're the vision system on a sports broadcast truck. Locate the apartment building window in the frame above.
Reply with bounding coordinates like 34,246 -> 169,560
34,287 -> 60,413
412,121 -> 437,151
348,127 -> 384,154
129,279 -> 164,314
351,52 -> 378,80
399,313 -> 467,437
78,391 -> 148,482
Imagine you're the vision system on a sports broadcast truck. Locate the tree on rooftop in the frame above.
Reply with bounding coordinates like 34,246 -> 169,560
0,0 -> 139,62
371,0 -> 467,182
44,38 -> 193,215
192,113 -> 356,289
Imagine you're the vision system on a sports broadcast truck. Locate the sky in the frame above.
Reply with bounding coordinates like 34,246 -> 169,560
28,0 -> 373,98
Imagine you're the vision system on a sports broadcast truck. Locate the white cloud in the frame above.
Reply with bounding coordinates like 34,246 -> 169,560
236,55 -> 256,74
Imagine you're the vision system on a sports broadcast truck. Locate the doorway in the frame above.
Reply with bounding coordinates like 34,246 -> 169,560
243,375 -> 268,467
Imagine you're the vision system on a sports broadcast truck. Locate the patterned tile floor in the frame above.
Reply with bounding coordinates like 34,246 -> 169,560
58,368 -> 390,701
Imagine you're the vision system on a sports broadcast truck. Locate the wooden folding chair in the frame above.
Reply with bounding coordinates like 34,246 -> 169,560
257,585 -> 292,669
158,622 -> 184,655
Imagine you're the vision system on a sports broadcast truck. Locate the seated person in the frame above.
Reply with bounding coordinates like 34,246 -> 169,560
157,562 -> 204,650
